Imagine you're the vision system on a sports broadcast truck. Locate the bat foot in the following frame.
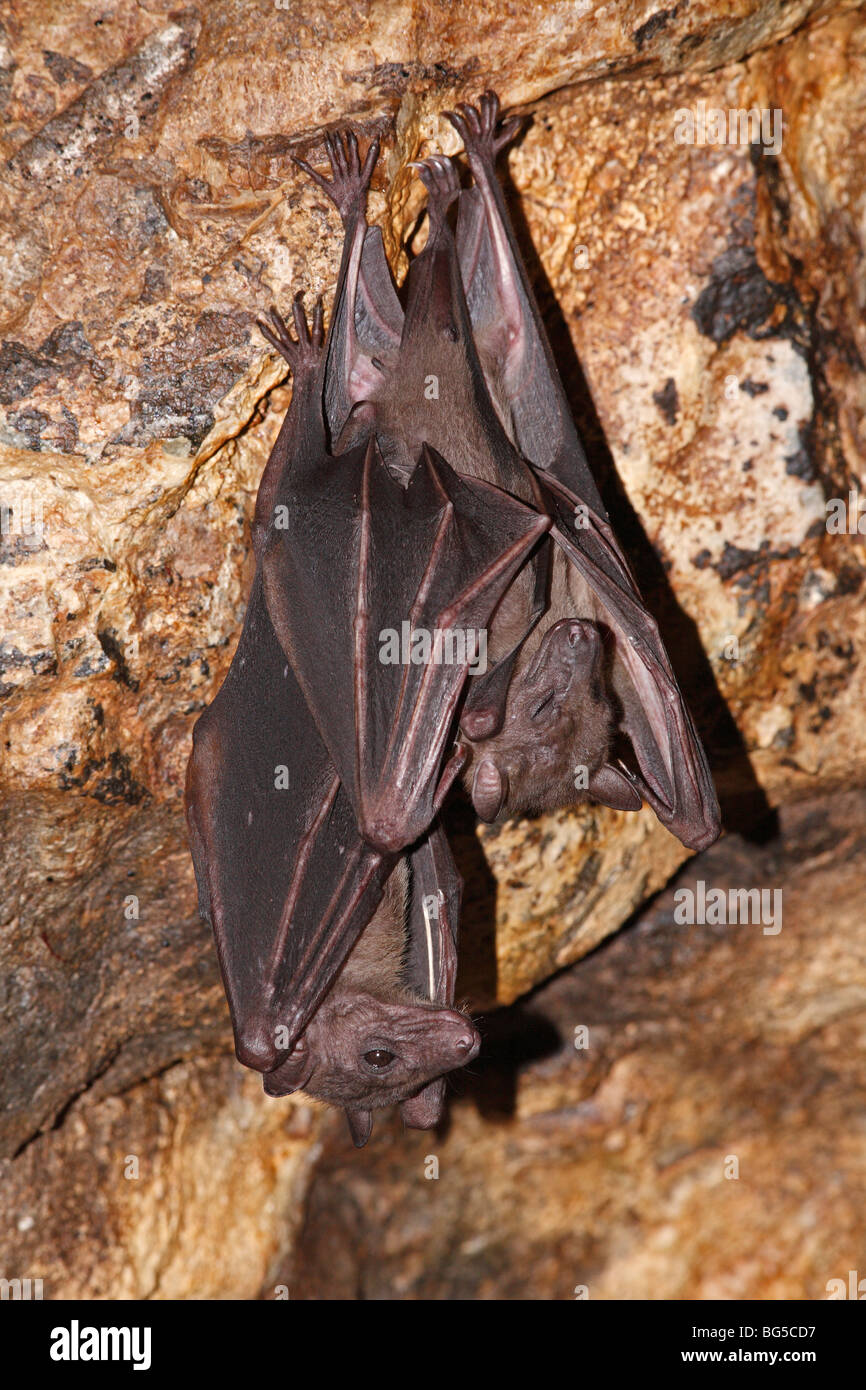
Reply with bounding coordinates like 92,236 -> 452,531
445,90 -> 526,164
410,154 -> 460,230
258,292 -> 324,372
294,128 -> 380,223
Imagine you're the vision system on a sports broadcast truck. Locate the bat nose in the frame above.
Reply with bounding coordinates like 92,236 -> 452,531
542,617 -> 601,684
450,1021 -> 481,1061
437,1011 -> 480,1061
561,617 -> 598,650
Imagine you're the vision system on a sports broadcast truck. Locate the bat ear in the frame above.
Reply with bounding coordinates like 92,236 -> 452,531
588,763 -> 643,812
400,1078 -> 446,1130
471,758 -> 507,822
345,1108 -> 374,1148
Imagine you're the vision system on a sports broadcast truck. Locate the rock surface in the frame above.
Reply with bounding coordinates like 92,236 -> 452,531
1,0 -> 865,1297
285,789 -> 866,1299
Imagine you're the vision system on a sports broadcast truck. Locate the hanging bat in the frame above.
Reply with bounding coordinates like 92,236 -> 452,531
267,822 -> 476,1149
186,91 -> 720,1151
438,93 -> 721,852
186,300 -> 478,1146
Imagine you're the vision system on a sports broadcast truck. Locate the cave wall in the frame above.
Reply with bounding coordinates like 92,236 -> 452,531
1,0 -> 864,1297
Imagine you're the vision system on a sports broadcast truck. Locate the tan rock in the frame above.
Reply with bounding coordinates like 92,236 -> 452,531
1,0 -> 865,1299
289,790 -> 866,1300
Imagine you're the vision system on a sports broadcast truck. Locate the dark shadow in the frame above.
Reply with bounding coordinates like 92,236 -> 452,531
458,1001 -> 562,1121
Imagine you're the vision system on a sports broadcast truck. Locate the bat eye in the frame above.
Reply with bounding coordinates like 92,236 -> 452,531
363,1048 -> 395,1070
530,689 -> 555,720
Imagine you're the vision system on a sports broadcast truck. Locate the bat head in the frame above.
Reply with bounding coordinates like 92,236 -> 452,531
297,995 -> 479,1134
467,617 -> 614,820
256,858 -> 477,1146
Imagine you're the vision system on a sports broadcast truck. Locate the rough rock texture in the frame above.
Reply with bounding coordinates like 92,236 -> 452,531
1,0 -> 865,1297
0,1055 -> 321,1299
285,789 -> 866,1299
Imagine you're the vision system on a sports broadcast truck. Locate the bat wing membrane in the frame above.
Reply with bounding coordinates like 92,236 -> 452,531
324,223 -> 404,447
454,180 -> 606,515
532,469 -> 721,851
262,436 -> 549,853
185,570 -> 395,1075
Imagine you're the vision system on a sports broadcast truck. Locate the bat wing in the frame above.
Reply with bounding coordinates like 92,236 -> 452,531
262,435 -> 549,853
294,129 -> 403,448
185,569 -> 395,1079
354,225 -> 404,357
324,223 -> 404,446
450,97 -> 607,514
532,468 -> 721,851
399,820 -> 463,1130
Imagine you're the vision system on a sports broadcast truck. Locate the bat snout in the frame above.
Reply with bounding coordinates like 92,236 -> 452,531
437,1011 -> 481,1063
537,617 -> 601,678
518,619 -> 603,719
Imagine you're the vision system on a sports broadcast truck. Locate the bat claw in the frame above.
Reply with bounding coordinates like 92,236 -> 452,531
294,127 -> 380,222
259,293 -> 325,370
446,92 -> 524,161
412,154 -> 460,223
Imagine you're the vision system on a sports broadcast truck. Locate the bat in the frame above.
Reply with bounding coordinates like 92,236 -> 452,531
440,93 -> 721,852
185,91 -> 721,1151
186,298 -> 478,1146
278,105 -> 718,852
267,822 -> 477,1149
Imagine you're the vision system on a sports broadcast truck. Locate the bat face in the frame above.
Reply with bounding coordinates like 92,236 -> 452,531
465,616 -> 615,821
295,995 -> 480,1112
